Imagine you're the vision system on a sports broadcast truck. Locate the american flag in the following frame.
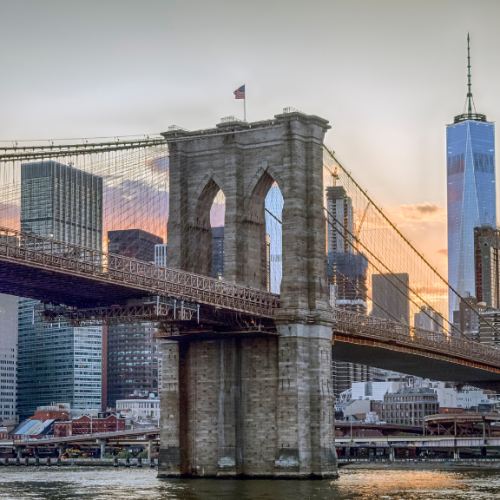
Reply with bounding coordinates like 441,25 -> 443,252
234,85 -> 245,99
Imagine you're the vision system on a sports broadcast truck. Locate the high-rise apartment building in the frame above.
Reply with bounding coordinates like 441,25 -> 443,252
326,185 -> 375,395
106,228 -> 163,408
474,224 -> 500,309
108,229 -> 163,262
326,186 -> 368,314
371,273 -> 410,324
17,161 -> 103,419
0,293 -> 18,423
447,36 -> 496,318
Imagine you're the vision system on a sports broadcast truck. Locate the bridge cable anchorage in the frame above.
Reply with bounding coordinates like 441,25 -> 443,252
323,145 -> 500,340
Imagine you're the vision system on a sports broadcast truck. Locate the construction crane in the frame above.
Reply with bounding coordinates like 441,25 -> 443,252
353,202 -> 370,250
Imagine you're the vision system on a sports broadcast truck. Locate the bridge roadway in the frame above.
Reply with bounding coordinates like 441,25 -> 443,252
1,225 -> 500,387
0,428 -> 160,449
3,429 -> 498,454
0,226 -> 278,323
336,435 -> 500,449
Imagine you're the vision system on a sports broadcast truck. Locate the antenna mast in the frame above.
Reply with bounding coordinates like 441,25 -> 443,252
453,35 -> 486,123
467,33 -> 473,115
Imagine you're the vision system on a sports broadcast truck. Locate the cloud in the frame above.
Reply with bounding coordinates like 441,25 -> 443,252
391,202 -> 446,223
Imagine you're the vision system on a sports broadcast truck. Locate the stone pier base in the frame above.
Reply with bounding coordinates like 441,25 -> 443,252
158,326 -> 338,479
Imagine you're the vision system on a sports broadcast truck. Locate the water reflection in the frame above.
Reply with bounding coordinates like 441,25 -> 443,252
0,467 -> 500,499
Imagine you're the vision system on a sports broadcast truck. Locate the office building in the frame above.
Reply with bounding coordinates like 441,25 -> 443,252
381,388 -> 439,427
474,225 -> 500,309
154,244 -> 168,267
211,226 -> 224,279
105,229 -> 163,408
371,273 -> 410,324
0,293 -> 18,423
106,322 -> 161,408
108,229 -> 163,262
414,306 -> 444,332
452,294 -> 485,339
447,36 -> 496,317
479,309 -> 500,345
17,161 -> 103,419
116,394 -> 160,423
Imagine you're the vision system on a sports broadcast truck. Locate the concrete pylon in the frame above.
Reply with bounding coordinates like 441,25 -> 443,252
158,112 -> 337,479
97,439 -> 106,458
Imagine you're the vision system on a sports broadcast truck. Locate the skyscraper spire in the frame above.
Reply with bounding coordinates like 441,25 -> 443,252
467,32 -> 473,115
453,33 -> 486,123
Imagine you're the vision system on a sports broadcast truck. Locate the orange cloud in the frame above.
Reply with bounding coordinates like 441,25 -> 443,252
388,202 -> 446,223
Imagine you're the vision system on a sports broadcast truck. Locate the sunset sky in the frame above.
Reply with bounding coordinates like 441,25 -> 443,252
1,0 -> 499,275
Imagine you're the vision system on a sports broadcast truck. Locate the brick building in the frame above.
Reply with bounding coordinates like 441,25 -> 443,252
33,410 -> 69,421
53,414 -> 125,437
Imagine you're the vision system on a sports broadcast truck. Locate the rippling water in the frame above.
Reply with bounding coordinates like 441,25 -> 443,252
1,467 -> 500,499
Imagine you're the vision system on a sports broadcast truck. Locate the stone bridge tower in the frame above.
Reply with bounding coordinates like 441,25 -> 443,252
157,111 -> 337,478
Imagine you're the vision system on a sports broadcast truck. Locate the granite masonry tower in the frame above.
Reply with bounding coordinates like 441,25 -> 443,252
157,111 -> 337,478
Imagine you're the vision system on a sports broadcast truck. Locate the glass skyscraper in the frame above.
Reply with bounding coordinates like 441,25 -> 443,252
105,229 -> 162,409
17,161 -> 103,419
447,36 -> 496,318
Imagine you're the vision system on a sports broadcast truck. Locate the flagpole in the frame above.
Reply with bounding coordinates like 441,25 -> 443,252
244,94 -> 247,122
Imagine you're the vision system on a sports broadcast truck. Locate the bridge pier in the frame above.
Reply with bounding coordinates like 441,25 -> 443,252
158,326 -> 336,479
158,111 -> 336,479
274,324 -> 336,478
158,335 -> 280,478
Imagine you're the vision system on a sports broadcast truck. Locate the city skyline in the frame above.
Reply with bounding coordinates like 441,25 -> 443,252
1,1 -> 499,279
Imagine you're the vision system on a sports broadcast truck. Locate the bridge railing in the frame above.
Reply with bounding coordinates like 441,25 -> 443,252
331,307 -> 500,367
0,226 -> 280,317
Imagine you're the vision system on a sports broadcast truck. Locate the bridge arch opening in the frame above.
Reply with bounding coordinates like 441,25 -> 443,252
188,177 -> 226,277
247,171 -> 283,292
210,189 -> 225,279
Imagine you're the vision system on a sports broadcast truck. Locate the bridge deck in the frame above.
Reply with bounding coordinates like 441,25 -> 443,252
0,226 -> 279,318
2,226 -> 500,386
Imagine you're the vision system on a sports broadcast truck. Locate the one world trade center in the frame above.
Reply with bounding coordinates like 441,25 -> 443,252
447,34 -> 496,319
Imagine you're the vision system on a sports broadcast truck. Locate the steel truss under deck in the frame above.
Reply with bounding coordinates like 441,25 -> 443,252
1,227 -> 500,372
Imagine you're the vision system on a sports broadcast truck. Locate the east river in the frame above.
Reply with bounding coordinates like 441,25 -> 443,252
1,467 -> 500,499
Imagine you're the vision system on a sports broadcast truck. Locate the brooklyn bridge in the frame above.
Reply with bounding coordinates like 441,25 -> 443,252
1,109 -> 498,478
